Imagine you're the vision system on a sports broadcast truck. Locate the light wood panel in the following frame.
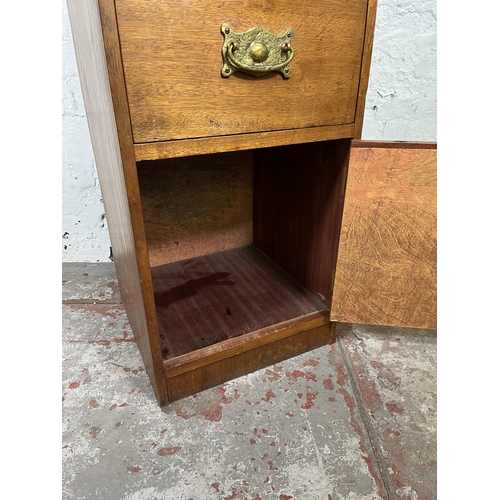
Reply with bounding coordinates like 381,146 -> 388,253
331,142 -> 437,330
133,124 -> 356,161
137,152 -> 253,268
68,0 -> 168,405
353,0 -> 378,139
114,0 -> 368,143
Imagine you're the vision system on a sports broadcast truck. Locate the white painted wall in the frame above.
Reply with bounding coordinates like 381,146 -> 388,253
62,0 -> 437,262
361,0 -> 437,140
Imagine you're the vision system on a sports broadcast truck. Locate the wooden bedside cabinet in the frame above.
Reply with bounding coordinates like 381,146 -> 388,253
67,0 -> 435,407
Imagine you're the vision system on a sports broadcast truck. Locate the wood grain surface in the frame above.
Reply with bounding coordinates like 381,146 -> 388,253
114,0 -> 368,143
331,144 -> 437,329
137,152 -> 253,267
68,0 -> 168,405
254,139 -> 351,308
133,123 -> 356,161
353,0 -> 378,139
150,245 -> 327,360
165,322 -> 332,402
164,310 -> 330,377
352,140 -> 437,149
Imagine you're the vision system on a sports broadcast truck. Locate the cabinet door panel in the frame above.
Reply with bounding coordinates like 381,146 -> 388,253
331,142 -> 437,330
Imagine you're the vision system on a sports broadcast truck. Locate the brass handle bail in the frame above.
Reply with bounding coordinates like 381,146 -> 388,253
221,24 -> 294,79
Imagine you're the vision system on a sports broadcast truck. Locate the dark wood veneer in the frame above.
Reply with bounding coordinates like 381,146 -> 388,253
151,245 -> 327,360
254,139 -> 351,308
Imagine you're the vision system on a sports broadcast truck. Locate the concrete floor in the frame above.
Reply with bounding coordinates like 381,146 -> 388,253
62,263 -> 436,500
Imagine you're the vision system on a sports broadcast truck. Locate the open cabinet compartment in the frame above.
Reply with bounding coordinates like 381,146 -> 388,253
66,0 -> 379,406
137,139 -> 351,402
67,0 -> 436,407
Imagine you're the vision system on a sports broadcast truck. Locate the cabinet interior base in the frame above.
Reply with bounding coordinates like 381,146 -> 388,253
152,244 -> 334,403
152,245 -> 328,360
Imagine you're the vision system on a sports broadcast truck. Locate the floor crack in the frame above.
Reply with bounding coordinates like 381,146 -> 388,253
62,299 -> 122,305
337,325 -> 395,500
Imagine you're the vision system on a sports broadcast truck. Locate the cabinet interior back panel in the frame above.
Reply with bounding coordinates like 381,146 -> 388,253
137,151 -> 253,268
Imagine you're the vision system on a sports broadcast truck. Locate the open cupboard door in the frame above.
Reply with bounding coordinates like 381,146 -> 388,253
331,141 -> 437,330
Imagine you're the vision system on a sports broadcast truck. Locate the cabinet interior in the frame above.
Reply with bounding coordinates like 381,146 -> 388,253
137,139 -> 351,362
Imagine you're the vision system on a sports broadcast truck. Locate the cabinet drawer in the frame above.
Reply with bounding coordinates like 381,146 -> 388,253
115,0 -> 369,143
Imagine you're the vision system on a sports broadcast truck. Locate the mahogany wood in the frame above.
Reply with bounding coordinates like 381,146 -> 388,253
329,320 -> 337,344
68,0 -> 168,405
114,0 -> 368,143
137,152 -> 253,268
164,310 -> 330,377
331,143 -> 437,329
253,139 -> 351,308
150,245 -> 327,360
352,140 -> 437,149
165,322 -> 331,402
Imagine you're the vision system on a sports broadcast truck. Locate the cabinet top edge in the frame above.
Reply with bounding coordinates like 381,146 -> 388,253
352,140 -> 437,150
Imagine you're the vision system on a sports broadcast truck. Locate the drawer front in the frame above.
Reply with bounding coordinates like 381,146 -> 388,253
115,0 -> 369,143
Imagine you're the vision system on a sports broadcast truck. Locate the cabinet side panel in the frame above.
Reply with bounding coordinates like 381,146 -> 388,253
67,0 -> 167,405
353,0 -> 378,139
254,140 -> 351,308
331,142 -> 437,329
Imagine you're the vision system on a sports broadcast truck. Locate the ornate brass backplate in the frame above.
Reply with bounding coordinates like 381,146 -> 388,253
221,24 -> 294,79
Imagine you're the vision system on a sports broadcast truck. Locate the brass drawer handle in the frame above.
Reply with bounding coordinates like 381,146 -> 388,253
221,24 -> 294,79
